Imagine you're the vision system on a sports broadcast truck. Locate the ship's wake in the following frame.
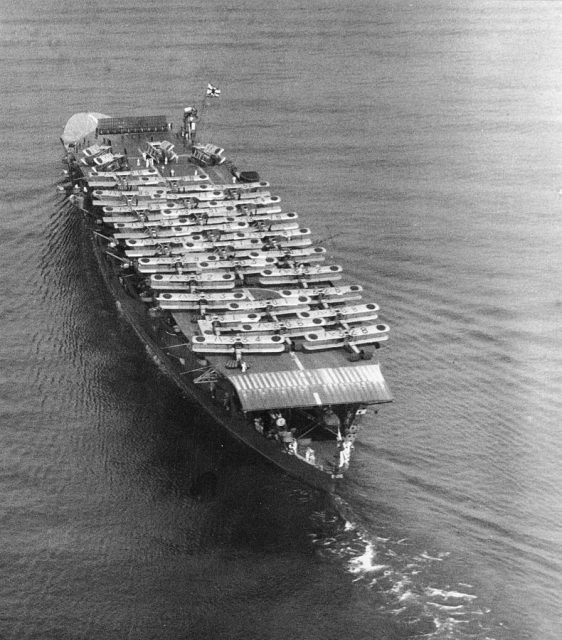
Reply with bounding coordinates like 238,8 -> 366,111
306,499 -> 503,640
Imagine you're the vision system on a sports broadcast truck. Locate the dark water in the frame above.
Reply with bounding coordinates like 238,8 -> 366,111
1,1 -> 561,638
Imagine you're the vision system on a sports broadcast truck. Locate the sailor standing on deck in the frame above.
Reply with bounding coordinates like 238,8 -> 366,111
271,412 -> 297,451
272,412 -> 286,430
253,417 -> 264,434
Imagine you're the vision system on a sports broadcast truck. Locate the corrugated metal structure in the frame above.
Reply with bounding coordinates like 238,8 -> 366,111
226,363 -> 392,411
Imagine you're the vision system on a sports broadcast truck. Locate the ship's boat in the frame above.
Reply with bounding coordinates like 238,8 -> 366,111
60,104 -> 392,492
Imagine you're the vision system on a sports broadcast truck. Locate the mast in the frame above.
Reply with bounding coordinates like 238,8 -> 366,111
183,83 -> 221,146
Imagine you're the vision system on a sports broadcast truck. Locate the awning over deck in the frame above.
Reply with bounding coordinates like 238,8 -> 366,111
227,363 -> 392,412
61,112 -> 109,147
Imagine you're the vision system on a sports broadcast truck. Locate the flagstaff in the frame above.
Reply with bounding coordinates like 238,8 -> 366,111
182,83 -> 221,146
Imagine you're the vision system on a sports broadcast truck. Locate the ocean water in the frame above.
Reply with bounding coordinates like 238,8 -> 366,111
1,1 -> 561,638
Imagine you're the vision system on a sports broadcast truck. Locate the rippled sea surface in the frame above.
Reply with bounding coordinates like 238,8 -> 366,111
1,1 -> 561,638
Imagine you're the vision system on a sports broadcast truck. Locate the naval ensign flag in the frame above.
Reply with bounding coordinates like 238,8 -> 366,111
206,84 -> 221,97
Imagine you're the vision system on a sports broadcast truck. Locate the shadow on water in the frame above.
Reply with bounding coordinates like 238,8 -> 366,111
189,469 -> 218,501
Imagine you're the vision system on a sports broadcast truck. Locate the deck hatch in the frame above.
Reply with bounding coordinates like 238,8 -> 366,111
227,363 -> 392,411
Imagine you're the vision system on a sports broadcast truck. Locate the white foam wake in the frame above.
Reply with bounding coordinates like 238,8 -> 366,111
308,506 -> 500,640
